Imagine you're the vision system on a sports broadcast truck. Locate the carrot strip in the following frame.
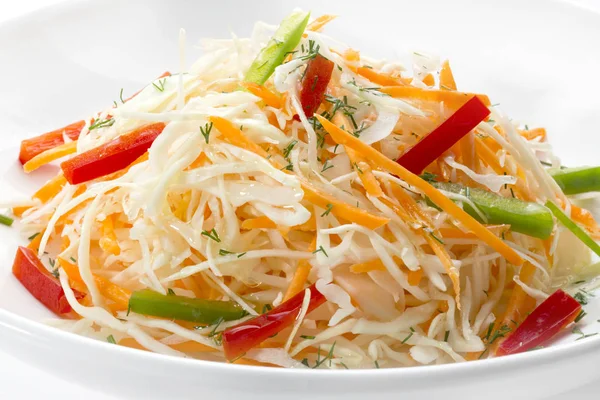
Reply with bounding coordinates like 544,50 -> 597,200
350,259 -> 386,273
306,14 -> 337,32
27,231 -> 44,251
13,174 -> 67,216
356,67 -> 406,87
422,74 -> 435,87
301,184 -> 389,229
292,214 -> 316,231
241,82 -> 282,109
380,86 -> 491,108
241,216 -> 277,230
571,204 -> 600,239
186,152 -> 208,170
210,116 -> 389,230
438,225 -> 509,240
345,147 -> 383,197
99,215 -> 121,256
473,136 -> 506,175
283,238 -> 316,301
316,115 -> 523,266
387,180 -> 460,302
350,257 -> 422,286
518,127 -> 546,141
23,140 -> 78,173
58,258 -> 130,311
440,60 -> 457,91
493,262 -> 537,345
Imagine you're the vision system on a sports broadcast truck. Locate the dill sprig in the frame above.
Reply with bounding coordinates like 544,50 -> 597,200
347,78 -> 389,97
200,122 -> 213,144
299,40 -> 320,61
312,245 -> 328,257
89,118 -> 115,131
282,140 -> 298,160
320,203 -> 333,217
321,159 -> 334,173
201,228 -> 221,243
152,78 -> 167,92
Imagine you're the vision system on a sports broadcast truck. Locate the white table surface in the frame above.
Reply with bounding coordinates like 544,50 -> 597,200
0,0 -> 599,398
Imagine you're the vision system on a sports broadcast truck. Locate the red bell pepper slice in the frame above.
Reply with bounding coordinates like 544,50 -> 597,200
299,54 -> 334,117
222,283 -> 325,361
61,122 -> 166,185
12,246 -> 84,315
18,71 -> 171,165
19,120 -> 86,164
397,96 -> 490,174
496,289 -> 581,356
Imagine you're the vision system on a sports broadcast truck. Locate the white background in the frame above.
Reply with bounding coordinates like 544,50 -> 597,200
0,0 -> 598,398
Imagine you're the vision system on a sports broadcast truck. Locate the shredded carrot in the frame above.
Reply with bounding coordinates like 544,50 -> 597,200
386,180 -> 460,303
170,341 -> 219,353
187,152 -> 208,170
301,184 -> 389,229
58,258 -> 131,311
439,60 -> 457,91
355,67 -> 406,87
350,259 -> 385,273
210,116 -> 390,230
422,73 -> 435,87
344,48 -> 360,62
438,225 -> 509,240
181,277 -> 204,298
459,133 -> 475,170
241,216 -> 277,230
293,214 -> 316,231
23,140 -> 78,173
571,204 -> 600,239
345,147 -> 383,197
241,82 -> 282,109
306,14 -> 337,32
473,136 -> 507,176
283,237 -> 316,301
518,127 -> 546,141
315,115 -> 523,266
27,230 -> 44,251
349,257 -> 423,286
14,173 -> 67,216
492,262 -> 537,352
118,337 -> 217,353
99,215 -> 121,256
379,197 -> 417,226
379,86 -> 491,108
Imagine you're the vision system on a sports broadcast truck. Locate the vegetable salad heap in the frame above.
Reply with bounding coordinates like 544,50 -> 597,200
7,10 -> 600,368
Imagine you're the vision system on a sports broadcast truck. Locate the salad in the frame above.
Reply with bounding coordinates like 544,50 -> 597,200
5,10 -> 600,368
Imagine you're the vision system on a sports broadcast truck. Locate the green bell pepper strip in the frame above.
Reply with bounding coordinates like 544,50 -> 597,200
545,201 -> 600,257
244,10 -> 311,85
128,289 -> 247,324
431,182 -> 554,239
549,166 -> 600,195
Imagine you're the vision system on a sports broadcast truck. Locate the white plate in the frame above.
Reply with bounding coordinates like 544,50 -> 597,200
1,0 -> 600,399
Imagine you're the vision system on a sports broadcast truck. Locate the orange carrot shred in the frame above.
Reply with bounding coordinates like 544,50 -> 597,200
23,140 -> 78,173
241,82 -> 282,109
380,86 -> 491,108
440,60 -> 457,91
306,14 -> 337,32
58,258 -> 131,311
283,237 -> 316,301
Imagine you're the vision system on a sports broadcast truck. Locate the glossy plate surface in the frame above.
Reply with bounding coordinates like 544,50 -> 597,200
0,0 -> 599,398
